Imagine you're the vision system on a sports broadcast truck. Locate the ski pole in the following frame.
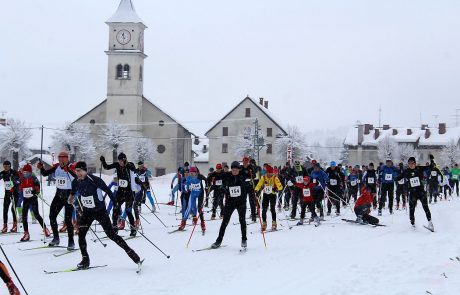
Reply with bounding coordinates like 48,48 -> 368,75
0,245 -> 29,295
152,212 -> 168,228
148,183 -> 161,212
186,184 -> 209,248
139,213 -> 151,225
121,216 -> 170,259
74,198 -> 107,248
276,187 -> 291,229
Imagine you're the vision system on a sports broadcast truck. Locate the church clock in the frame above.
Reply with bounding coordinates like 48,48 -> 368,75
116,29 -> 131,45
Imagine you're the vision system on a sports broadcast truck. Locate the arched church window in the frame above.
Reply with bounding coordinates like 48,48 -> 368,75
116,64 -> 123,78
123,64 -> 130,79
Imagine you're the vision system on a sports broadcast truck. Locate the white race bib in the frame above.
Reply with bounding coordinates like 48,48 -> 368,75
385,174 -> 393,181
295,176 -> 303,184
139,176 -> 146,182
81,195 -> 96,208
431,171 -> 437,177
398,179 -> 405,185
215,180 -> 223,186
118,179 -> 128,188
330,179 -> 338,186
191,183 -> 201,191
350,180 -> 357,186
312,179 -> 317,184
410,177 -> 421,187
23,187 -> 33,198
453,175 -> 459,180
229,186 -> 241,198
263,186 -> 273,194
56,177 -> 68,189
303,188 -> 311,197
367,177 -> 375,184
357,180 -> 361,184
4,181 -> 13,190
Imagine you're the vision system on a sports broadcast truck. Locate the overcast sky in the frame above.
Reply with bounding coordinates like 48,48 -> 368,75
1,0 -> 459,138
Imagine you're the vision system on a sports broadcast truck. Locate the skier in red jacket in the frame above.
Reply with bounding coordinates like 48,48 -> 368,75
354,186 -> 379,225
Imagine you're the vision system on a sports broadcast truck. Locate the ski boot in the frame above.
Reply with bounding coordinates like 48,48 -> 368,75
59,223 -> 67,233
326,212 -> 331,216
211,240 -> 222,249
356,216 -> 364,224
134,219 -> 141,230
192,217 -> 198,225
6,281 -> 20,295
10,223 -> 17,233
427,221 -> 434,231
241,239 -> 247,249
166,201 -> 174,206
251,214 -> 256,223
117,219 -> 125,230
44,227 -> 51,237
1,224 -> 7,234
378,210 -> 382,216
271,221 -> 277,231
77,256 -> 90,270
335,211 -> 340,216
178,219 -> 186,231
314,216 -> 320,226
49,237 -> 60,247
297,219 -> 304,226
20,231 -> 30,242
130,229 -> 137,237
67,239 -> 75,251
261,221 -> 267,231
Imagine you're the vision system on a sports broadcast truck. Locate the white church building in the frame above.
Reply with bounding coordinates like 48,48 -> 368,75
74,0 -> 193,176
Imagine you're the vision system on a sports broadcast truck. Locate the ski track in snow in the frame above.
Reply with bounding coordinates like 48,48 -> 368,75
1,175 -> 460,295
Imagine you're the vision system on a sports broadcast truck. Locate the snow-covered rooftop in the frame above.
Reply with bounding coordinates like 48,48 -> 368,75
106,0 -> 145,25
344,124 -> 460,147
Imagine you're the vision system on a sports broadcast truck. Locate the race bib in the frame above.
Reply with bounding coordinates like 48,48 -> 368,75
357,180 -> 361,184
229,186 -> 241,198
295,176 -> 303,184
4,181 -> 13,190
409,177 -> 421,187
431,171 -> 437,177
303,188 -> 311,197
139,176 -> 146,182
56,177 -> 68,189
330,179 -> 338,186
367,177 -> 375,184
350,180 -> 357,186
215,180 -> 223,186
453,175 -> 459,180
398,179 -> 405,185
263,186 -> 273,194
312,179 -> 317,184
191,183 -> 201,191
81,195 -> 96,209
245,179 -> 252,182
118,179 -> 128,188
385,174 -> 393,181
23,187 -> 33,198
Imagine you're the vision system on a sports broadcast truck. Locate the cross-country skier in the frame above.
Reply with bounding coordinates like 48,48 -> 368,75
208,164 -> 227,219
254,165 -> 283,231
136,161 -> 155,212
68,161 -> 142,270
310,163 -> 329,220
178,167 -> 206,233
211,161 -> 247,249
378,159 -> 399,215
286,160 -> 308,219
37,151 -> 76,248
325,161 -> 345,216
240,156 -> 258,222
354,186 -> 379,225
0,161 -> 19,233
395,162 -> 407,210
362,163 -> 378,209
297,176 -> 320,226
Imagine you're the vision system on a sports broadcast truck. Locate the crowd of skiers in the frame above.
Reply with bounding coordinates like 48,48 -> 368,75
0,150 -> 454,294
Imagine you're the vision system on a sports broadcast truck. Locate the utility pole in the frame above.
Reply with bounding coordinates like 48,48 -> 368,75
378,105 -> 382,128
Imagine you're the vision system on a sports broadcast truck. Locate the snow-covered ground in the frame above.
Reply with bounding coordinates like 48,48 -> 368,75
1,175 -> 460,295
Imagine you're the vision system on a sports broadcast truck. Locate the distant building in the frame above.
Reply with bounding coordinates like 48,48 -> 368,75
73,0 -> 193,175
205,96 -> 288,168
344,123 -> 460,165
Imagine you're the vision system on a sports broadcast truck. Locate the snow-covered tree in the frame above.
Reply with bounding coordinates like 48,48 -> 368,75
377,136 -> 398,162
52,123 -> 96,162
274,125 -> 309,162
339,145 -> 349,164
234,127 -> 255,159
0,118 -> 32,170
130,137 -> 156,163
440,140 -> 460,167
98,122 -> 129,162
394,143 -> 419,164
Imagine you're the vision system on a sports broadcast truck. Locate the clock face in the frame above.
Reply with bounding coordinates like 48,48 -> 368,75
116,29 -> 131,45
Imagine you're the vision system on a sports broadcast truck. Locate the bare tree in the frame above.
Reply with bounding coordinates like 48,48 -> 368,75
440,140 -> 460,167
377,136 -> 398,162
52,123 -> 96,162
275,125 -> 309,162
234,127 -> 255,159
0,118 -> 32,170
394,143 -> 419,164
98,122 -> 129,162
130,137 -> 156,163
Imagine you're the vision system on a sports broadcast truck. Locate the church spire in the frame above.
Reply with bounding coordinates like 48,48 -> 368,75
106,0 -> 145,26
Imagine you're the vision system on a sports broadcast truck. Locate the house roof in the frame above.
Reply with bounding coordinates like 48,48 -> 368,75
204,96 -> 288,137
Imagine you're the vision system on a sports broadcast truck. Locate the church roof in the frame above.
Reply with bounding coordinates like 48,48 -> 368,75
106,0 -> 145,25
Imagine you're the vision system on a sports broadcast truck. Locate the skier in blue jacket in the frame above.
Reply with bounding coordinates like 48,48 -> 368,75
378,159 -> 399,215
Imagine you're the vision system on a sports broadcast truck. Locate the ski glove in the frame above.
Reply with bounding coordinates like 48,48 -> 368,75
100,156 -> 106,163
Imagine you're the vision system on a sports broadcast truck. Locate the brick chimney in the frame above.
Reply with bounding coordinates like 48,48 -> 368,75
421,124 -> 428,130
383,124 -> 390,130
259,97 -> 264,106
264,101 -> 268,109
357,124 -> 364,145
439,123 -> 446,135
425,129 -> 431,139
392,129 -> 398,135
364,124 -> 371,135
407,129 -> 412,135
374,129 -> 380,140
0,118 -> 6,126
